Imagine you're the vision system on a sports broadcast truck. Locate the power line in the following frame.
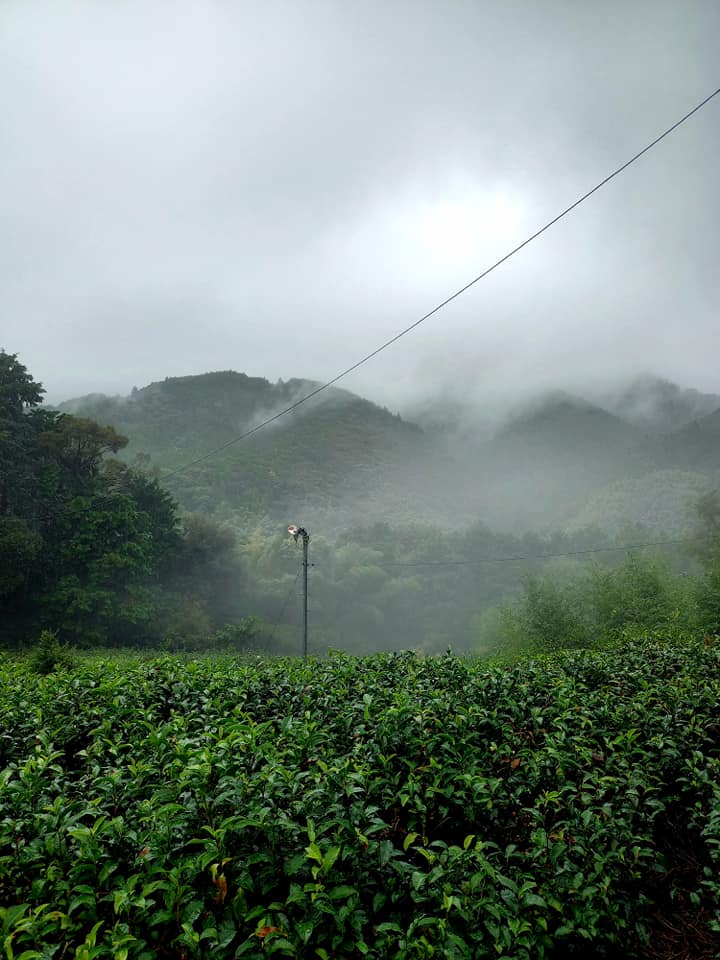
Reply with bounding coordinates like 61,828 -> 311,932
373,536 -> 699,569
161,84 -> 720,485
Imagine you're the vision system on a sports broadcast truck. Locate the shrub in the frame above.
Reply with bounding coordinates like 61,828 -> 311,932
29,629 -> 75,675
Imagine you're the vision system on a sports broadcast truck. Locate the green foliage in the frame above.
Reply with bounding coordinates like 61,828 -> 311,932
1,639 -> 719,957
690,489 -> 720,571
478,554 -> 696,655
210,617 -> 262,650
239,521 -> 651,655
694,566 -> 720,637
520,574 -> 589,652
0,517 -> 41,598
29,629 -> 75,675
0,353 -> 257,649
0,349 -> 44,416
60,372 -> 424,527
39,417 -> 128,484
565,469 -> 717,536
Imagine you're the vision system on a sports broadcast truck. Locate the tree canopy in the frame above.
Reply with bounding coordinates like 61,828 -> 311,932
0,351 -> 251,648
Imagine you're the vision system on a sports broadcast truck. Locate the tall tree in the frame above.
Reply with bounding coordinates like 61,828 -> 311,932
690,490 -> 720,571
40,417 -> 127,487
0,350 -> 45,517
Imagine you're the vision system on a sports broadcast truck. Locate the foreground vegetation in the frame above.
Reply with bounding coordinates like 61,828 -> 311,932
2,638 -> 719,958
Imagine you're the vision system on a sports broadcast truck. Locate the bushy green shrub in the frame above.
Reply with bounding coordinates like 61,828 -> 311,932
29,629 -> 75,675
211,616 -> 262,651
477,554 -> 697,654
694,566 -> 720,638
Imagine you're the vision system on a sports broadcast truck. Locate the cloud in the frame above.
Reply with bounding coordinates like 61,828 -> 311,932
1,0 -> 718,406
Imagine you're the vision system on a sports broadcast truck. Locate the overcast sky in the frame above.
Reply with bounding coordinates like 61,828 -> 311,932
1,0 -> 719,410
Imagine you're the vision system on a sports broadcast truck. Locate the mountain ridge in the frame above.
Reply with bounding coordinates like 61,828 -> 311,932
58,369 -> 720,536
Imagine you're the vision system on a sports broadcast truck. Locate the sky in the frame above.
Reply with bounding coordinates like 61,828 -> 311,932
1,0 -> 719,412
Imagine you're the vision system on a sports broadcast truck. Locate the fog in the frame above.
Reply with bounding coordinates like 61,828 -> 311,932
2,0 -> 719,415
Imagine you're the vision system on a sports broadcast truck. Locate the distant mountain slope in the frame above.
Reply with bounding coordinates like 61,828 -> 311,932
439,395 -> 645,532
564,469 -> 718,535
60,371 -> 720,535
649,407 -> 720,471
491,395 -> 638,458
595,375 -> 720,433
62,372 -> 331,464
60,371 -> 429,527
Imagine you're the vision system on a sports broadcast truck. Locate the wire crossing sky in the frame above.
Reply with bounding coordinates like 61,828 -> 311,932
160,84 -> 720,484
4,3 -> 720,409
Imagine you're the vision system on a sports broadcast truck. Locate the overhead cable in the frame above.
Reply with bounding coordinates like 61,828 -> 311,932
161,85 -> 720,483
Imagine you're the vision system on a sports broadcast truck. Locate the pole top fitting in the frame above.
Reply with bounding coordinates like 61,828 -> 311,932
288,524 -> 309,543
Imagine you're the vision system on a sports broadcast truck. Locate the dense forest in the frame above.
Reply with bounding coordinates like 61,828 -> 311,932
2,350 -> 719,655
0,352 -> 253,649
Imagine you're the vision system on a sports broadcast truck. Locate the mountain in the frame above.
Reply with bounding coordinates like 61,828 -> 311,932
59,371 -> 720,536
595,375 -> 720,433
59,371 -> 430,529
491,394 -> 638,458
564,469 -> 717,536
442,395 -> 645,532
648,406 -> 720,472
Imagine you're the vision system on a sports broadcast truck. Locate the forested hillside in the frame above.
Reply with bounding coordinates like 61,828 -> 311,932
61,371 -> 720,536
61,372 -> 428,529
4,350 -> 719,653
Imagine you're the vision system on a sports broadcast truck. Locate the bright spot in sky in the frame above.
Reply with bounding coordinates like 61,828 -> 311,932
414,192 -> 523,267
323,181 -> 527,301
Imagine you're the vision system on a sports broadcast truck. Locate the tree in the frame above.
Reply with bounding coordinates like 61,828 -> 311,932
587,554 -> 679,636
102,460 -> 180,565
688,491 -> 720,636
0,350 -> 46,517
40,416 -> 127,483
0,517 -> 41,599
694,567 -> 720,636
0,350 -> 44,416
520,574 -> 588,651
166,515 -> 243,629
0,353 -> 184,646
37,489 -> 155,645
689,490 -> 720,571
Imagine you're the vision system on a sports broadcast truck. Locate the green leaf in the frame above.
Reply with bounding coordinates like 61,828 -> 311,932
322,846 -> 341,873
523,893 -> 547,909
404,832 -> 419,851
327,886 -> 356,900
411,871 -> 425,892
305,842 -> 323,864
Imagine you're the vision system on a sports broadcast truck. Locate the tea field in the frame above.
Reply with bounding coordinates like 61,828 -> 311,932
1,640 -> 719,959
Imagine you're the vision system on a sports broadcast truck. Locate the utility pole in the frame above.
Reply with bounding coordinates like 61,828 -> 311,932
288,525 -> 310,658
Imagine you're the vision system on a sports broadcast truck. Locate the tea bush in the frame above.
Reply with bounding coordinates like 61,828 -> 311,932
1,639 -> 719,958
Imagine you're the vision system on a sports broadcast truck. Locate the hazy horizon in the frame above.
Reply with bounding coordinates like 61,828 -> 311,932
46,364 -> 720,428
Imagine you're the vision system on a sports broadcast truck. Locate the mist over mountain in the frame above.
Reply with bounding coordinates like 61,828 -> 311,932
60,369 -> 720,537
591,375 -> 720,433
